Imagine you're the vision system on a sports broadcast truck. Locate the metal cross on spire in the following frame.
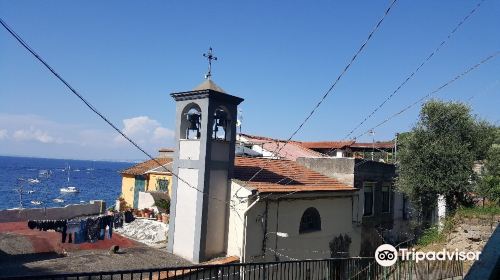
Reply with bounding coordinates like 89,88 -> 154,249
203,47 -> 217,80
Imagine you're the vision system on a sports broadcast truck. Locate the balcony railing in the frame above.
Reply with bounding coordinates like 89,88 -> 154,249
0,257 -> 463,280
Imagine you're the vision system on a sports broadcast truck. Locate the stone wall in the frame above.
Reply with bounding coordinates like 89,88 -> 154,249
0,200 -> 105,222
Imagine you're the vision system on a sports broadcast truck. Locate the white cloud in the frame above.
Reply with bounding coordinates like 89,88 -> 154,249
153,126 -> 175,141
115,116 -> 174,145
12,127 -> 60,144
0,113 -> 175,160
0,129 -> 7,140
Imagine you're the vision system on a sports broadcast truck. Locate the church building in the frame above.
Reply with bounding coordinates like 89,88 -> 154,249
167,73 -> 360,263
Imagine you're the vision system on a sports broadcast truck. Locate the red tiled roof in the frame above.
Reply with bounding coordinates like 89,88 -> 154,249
299,140 -> 394,150
299,141 -> 355,149
351,141 -> 395,149
121,158 -> 172,176
234,156 -> 355,193
239,133 -> 323,160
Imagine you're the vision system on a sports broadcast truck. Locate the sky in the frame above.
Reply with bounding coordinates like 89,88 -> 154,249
0,0 -> 499,161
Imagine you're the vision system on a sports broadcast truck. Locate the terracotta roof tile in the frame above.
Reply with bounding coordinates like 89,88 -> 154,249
351,141 -> 395,149
234,156 -> 355,193
299,141 -> 355,149
299,140 -> 394,150
239,133 -> 323,160
121,158 -> 172,176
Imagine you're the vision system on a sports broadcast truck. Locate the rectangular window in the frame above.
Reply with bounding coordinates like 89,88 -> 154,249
381,184 -> 391,213
363,183 -> 374,216
156,179 -> 169,192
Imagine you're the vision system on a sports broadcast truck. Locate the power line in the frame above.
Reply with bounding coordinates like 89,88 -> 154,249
318,0 -> 487,158
353,51 -> 499,141
247,51 -> 499,203
0,17 -> 233,206
238,0 -> 399,189
344,0 -> 486,140
352,51 -> 499,169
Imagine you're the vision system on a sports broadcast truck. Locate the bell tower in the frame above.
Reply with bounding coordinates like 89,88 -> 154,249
167,74 -> 244,263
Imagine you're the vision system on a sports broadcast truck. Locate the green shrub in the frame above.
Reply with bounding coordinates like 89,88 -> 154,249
456,205 -> 500,218
155,198 -> 170,213
416,226 -> 444,247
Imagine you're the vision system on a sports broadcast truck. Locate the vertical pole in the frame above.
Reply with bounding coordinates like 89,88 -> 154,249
394,133 -> 398,163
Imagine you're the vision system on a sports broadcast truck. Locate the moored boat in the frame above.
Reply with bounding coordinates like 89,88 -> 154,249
60,186 -> 79,193
28,178 -> 40,184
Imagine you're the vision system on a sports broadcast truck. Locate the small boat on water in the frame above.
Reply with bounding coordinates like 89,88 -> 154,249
31,200 -> 43,205
27,190 -> 36,194
38,169 -> 52,178
60,164 -> 79,193
28,178 -> 40,184
53,198 -> 64,203
60,186 -> 79,193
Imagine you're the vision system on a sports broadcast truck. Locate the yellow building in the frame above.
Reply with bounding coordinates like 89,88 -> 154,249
120,157 -> 173,209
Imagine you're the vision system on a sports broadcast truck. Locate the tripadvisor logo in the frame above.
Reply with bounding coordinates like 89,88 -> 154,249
375,244 -> 482,266
375,244 -> 398,267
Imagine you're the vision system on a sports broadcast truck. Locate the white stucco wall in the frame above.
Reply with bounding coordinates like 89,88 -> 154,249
228,182 -> 360,262
227,181 -> 251,258
179,139 -> 200,160
172,168 -> 199,260
137,191 -> 155,210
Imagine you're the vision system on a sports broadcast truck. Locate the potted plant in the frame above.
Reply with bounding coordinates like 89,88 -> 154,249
154,198 -> 170,214
161,213 -> 169,223
133,208 -> 140,217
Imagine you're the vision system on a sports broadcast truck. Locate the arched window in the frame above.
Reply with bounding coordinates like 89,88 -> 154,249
299,207 -> 321,234
180,104 -> 202,140
212,106 -> 230,141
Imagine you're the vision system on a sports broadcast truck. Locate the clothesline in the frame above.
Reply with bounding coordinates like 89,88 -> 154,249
27,212 -> 127,244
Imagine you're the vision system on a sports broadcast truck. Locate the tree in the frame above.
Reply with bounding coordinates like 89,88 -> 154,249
477,128 -> 500,204
396,100 -> 495,220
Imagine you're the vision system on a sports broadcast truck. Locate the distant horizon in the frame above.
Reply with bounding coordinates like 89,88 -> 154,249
0,154 -> 140,164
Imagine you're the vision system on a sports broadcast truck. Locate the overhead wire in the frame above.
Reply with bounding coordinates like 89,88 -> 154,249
241,51 -> 499,209
343,0 -> 486,140
353,51 -> 499,141
234,0 -> 399,197
315,0 -> 487,159
0,17 -> 234,207
352,52 -> 499,169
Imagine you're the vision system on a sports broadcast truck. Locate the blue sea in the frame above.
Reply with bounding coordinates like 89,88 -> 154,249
0,156 -> 134,210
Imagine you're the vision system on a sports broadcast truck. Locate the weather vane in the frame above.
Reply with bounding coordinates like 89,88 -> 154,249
203,47 -> 217,80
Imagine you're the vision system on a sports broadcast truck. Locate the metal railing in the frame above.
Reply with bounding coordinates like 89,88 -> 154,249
0,257 -> 463,280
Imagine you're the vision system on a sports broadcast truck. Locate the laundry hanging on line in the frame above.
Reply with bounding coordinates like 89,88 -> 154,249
27,212 -> 125,244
